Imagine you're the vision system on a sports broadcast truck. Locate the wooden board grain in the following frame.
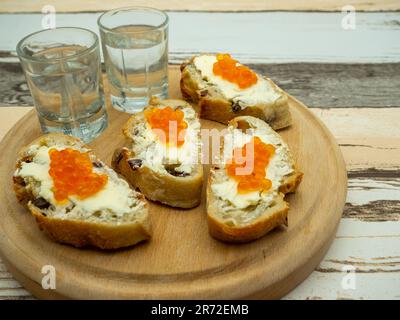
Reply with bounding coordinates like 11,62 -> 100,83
0,0 -> 398,12
0,67 -> 347,299
0,107 -> 398,299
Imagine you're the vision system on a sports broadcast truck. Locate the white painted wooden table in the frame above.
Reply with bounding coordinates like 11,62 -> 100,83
0,4 -> 399,300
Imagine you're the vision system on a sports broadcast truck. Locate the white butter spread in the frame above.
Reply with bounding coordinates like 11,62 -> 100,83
71,178 -> 133,215
16,146 -> 133,215
211,121 -> 294,209
212,179 -> 261,208
193,55 -> 281,107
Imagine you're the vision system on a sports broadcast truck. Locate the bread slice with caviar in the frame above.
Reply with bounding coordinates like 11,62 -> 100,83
207,116 -> 303,243
112,97 -> 203,209
13,133 -> 151,249
180,53 -> 291,130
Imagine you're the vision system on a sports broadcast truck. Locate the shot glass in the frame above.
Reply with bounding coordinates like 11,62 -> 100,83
16,27 -> 108,143
98,7 -> 169,113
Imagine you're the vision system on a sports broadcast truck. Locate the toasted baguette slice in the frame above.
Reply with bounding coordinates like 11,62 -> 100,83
13,133 -> 151,249
207,116 -> 303,242
180,54 -> 291,130
112,97 -> 203,209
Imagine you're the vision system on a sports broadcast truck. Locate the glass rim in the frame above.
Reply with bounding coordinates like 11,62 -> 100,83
16,27 -> 99,63
97,6 -> 169,34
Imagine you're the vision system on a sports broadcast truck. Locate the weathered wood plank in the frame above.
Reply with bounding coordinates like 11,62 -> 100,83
0,0 -> 398,13
336,139 -> 400,171
0,295 -> 34,300
285,231 -> 400,299
312,108 -> 400,171
336,219 -> 400,238
0,279 -> 25,289
311,108 -> 400,139
314,106 -> 400,224
345,201 -> 400,222
0,259 -> 33,299
0,12 -> 399,63
285,271 -> 400,299
0,62 -> 31,106
0,293 -> 33,299
344,171 -> 400,222
317,237 -> 400,274
253,64 -> 400,108
0,288 -> 32,298
330,170 -> 399,212
1,62 -> 400,108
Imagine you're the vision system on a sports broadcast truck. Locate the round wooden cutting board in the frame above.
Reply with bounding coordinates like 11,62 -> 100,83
0,67 -> 347,299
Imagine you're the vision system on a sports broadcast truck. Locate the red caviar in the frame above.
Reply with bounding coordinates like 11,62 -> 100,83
144,106 -> 188,147
226,137 -> 275,193
213,53 -> 258,89
48,148 -> 108,202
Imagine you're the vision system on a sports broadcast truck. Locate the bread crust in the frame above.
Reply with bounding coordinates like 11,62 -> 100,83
206,116 -> 303,243
13,133 -> 152,250
29,204 -> 151,249
112,98 -> 204,209
113,147 -> 203,209
180,56 -> 292,130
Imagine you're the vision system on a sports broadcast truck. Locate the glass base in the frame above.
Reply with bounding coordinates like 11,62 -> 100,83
38,106 -> 108,143
110,90 -> 168,114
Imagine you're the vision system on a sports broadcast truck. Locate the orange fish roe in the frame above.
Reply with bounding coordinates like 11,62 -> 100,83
213,53 -> 258,89
226,137 -> 275,193
144,106 -> 188,147
48,148 -> 108,202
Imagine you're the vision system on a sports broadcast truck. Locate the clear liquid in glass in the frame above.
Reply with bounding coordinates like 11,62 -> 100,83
24,46 -> 107,142
101,25 -> 168,113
